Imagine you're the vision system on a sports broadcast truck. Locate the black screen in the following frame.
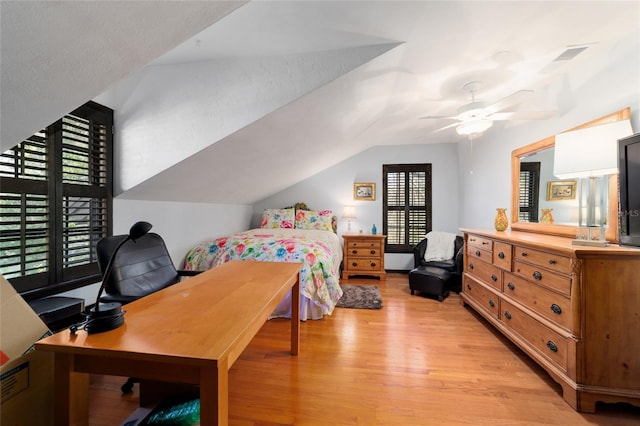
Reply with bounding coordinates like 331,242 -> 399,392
619,133 -> 640,247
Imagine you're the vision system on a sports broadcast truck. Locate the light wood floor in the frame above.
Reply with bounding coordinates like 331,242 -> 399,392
89,273 -> 640,425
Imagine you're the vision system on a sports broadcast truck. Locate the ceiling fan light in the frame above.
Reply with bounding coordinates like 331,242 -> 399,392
456,119 -> 493,136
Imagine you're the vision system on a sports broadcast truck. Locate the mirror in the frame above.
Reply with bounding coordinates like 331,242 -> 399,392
510,108 -> 631,242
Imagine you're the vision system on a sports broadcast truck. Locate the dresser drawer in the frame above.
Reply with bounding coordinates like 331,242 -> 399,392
463,276 -> 500,319
346,243 -> 383,258
345,257 -> 382,272
513,260 -> 571,296
467,234 -> 493,251
513,246 -> 572,275
467,245 -> 493,264
501,300 -> 569,371
466,258 -> 502,291
493,241 -> 512,270
504,272 -> 573,332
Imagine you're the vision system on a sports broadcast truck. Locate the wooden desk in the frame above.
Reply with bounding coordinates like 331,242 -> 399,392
35,260 -> 302,426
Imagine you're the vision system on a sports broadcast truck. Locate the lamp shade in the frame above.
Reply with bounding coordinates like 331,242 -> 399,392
554,119 -> 633,179
342,205 -> 356,219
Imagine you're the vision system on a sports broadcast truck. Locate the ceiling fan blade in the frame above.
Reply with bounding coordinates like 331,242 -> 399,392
419,115 -> 458,120
490,110 -> 556,121
433,122 -> 460,132
484,90 -> 534,115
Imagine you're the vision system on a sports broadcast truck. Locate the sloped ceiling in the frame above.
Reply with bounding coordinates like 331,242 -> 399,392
0,0 -> 247,151
3,1 -> 640,205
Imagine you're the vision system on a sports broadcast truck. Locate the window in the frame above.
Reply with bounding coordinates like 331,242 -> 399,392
0,101 -> 113,300
383,164 -> 432,253
519,162 -> 540,222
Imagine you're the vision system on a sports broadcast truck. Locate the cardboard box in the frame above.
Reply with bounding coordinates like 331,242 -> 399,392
1,274 -> 54,426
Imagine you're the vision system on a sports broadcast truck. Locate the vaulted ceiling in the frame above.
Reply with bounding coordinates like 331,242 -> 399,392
3,1 -> 639,204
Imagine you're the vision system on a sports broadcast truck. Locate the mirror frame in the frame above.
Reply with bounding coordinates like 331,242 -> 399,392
510,107 -> 631,242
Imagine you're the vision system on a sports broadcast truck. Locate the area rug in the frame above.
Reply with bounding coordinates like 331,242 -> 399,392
336,285 -> 383,309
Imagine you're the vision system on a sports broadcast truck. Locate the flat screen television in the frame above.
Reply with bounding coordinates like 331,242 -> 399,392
618,132 -> 640,247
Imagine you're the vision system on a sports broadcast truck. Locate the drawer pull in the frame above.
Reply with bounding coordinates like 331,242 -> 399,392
488,300 -> 495,308
491,274 -> 498,282
550,304 -> 562,315
498,252 -> 505,259
521,252 -> 528,257
370,250 -> 376,255
467,284 -> 472,291
370,262 -> 376,267
533,271 -> 543,281
469,263 -> 474,270
549,259 -> 556,265
507,282 -> 515,291
351,250 -> 358,255
546,341 -> 558,353
482,241 -> 489,245
352,262 -> 358,267
475,250 -> 481,256
504,311 -> 512,320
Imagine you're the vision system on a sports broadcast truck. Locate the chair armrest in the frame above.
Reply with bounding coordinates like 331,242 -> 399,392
412,239 -> 428,268
454,246 -> 464,276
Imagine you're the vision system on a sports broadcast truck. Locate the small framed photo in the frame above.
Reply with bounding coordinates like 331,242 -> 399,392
354,182 -> 376,201
547,180 -> 577,201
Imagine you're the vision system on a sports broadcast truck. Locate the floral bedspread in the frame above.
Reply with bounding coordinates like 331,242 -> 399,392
183,228 -> 343,316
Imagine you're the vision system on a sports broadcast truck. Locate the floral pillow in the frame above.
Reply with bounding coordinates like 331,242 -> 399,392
260,208 -> 294,229
295,209 -> 334,232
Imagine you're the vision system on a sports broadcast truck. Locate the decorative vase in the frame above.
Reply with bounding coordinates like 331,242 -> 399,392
494,208 -> 508,231
371,224 -> 377,235
540,208 -> 554,224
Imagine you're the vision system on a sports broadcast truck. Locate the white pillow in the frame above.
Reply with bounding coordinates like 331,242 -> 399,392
423,231 -> 456,262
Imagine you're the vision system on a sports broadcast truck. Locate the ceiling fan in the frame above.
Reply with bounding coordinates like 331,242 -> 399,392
420,81 -> 553,137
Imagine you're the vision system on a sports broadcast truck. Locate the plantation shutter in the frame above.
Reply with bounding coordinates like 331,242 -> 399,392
383,164 -> 432,253
0,132 -> 50,289
0,101 -> 113,298
60,111 -> 110,282
519,162 -> 540,222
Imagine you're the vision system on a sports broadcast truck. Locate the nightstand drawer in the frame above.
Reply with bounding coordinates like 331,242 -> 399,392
347,243 -> 382,258
346,258 -> 382,272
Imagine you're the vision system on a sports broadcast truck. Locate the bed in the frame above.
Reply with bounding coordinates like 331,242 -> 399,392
182,205 -> 343,320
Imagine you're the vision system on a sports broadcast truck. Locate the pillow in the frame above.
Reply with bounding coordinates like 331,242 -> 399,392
260,208 -> 294,229
423,231 -> 456,262
295,209 -> 334,231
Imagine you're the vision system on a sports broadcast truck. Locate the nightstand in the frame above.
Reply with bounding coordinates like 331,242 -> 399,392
341,234 -> 386,280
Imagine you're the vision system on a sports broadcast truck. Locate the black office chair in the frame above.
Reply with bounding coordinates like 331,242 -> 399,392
96,230 -> 201,392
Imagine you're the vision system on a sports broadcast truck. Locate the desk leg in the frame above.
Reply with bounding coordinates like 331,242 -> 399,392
291,277 -> 300,355
53,353 -> 89,426
200,358 -> 228,426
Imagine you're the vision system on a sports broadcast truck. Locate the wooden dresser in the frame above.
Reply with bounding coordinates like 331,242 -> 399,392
341,234 -> 386,280
460,228 -> 640,412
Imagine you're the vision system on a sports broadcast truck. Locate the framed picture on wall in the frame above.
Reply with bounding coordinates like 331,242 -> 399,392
547,180 -> 577,201
354,182 -> 376,201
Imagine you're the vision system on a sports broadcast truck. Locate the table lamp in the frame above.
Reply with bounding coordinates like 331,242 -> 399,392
554,119 -> 633,246
84,221 -> 152,333
342,206 -> 356,233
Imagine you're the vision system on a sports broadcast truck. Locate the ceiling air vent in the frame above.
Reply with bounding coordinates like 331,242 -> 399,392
552,46 -> 589,62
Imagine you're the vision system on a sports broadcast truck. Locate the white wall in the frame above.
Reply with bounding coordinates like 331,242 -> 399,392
253,143 -> 460,271
458,30 -> 640,231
